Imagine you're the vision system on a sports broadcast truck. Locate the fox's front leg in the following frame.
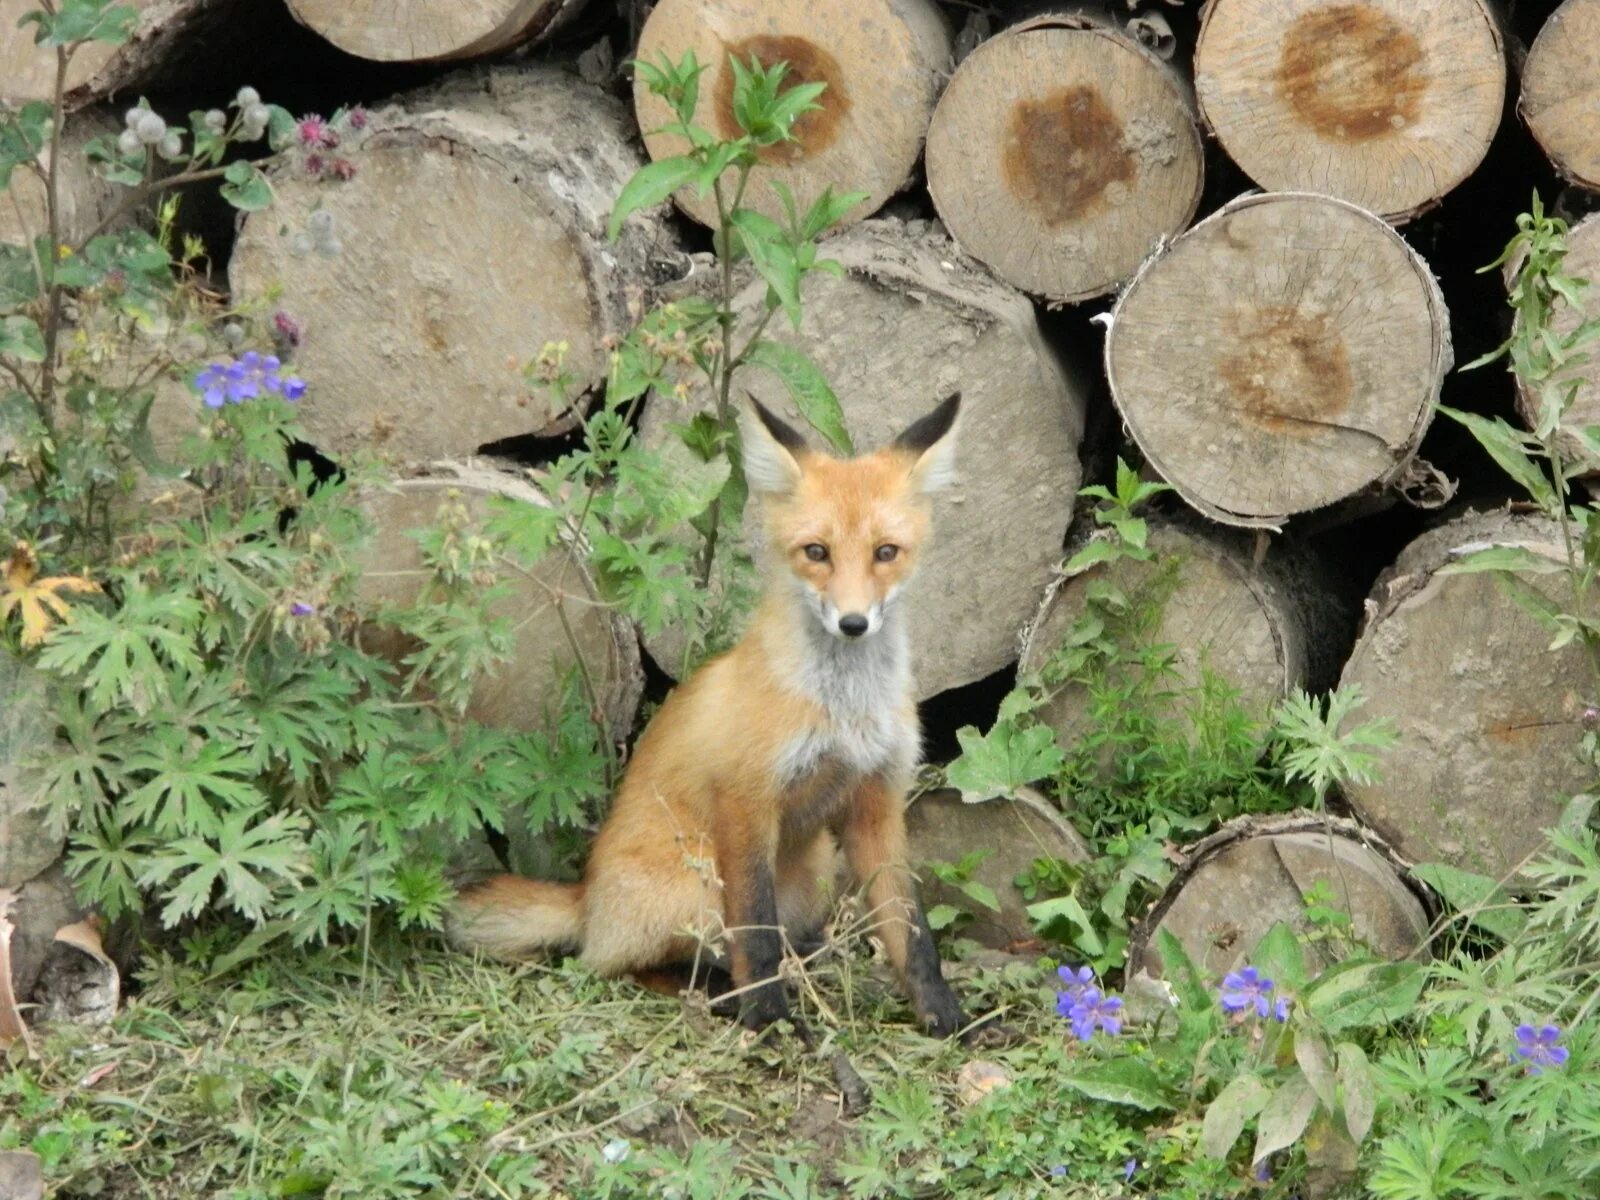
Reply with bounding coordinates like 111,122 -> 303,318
712,809 -> 796,1035
839,777 -> 966,1038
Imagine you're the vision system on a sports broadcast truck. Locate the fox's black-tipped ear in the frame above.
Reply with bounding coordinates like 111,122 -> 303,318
739,397 -> 808,495
894,391 -> 961,494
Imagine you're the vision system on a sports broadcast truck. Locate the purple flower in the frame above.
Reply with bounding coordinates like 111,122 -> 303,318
1221,966 -> 1276,1018
1067,986 -> 1124,1041
1513,1024 -> 1569,1074
195,362 -> 233,408
1274,996 -> 1291,1023
279,376 -> 307,401
1055,964 -> 1097,1017
1254,1159 -> 1274,1183
1049,1165 -> 1068,1179
289,602 -> 316,617
1123,1158 -> 1138,1181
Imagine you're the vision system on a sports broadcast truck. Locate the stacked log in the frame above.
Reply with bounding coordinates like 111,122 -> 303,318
284,0 -> 592,64
1130,815 -> 1431,979
926,13 -> 1204,302
229,66 -> 687,461
1104,192 -> 1452,528
636,218 -> 1088,699
1521,0 -> 1600,191
1194,0 -> 1506,221
1337,511 -> 1592,880
632,0 -> 951,230
353,462 -> 644,740
1019,517 -> 1347,751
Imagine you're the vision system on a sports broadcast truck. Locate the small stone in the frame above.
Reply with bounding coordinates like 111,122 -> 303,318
956,1060 -> 1012,1105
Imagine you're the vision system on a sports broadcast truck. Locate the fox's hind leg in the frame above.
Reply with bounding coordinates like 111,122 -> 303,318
578,829 -> 724,978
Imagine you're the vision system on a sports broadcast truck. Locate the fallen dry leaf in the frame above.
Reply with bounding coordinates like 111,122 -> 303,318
0,886 -> 30,1050
0,541 -> 100,647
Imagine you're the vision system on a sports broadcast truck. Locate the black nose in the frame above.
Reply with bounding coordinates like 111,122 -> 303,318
838,614 -> 869,638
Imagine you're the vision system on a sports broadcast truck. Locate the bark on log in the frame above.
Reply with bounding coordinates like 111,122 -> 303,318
906,787 -> 1089,950
1104,192 -> 1451,528
633,0 -> 951,231
1019,516 -> 1347,752
229,66 -> 686,462
285,0 -> 590,64
925,13 -> 1203,303
1338,510 -> 1593,879
1512,212 -> 1600,475
1194,0 -> 1505,222
0,110 -> 124,248
1130,814 -> 1431,980
0,653 -> 60,891
637,218 -> 1088,699
1522,0 -> 1600,192
0,0 -> 289,109
354,461 -> 644,740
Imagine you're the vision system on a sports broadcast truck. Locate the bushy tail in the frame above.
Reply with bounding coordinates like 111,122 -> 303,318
448,875 -> 584,959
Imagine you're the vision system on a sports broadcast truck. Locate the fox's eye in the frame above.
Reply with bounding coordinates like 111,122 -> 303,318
875,544 -> 900,563
803,543 -> 829,563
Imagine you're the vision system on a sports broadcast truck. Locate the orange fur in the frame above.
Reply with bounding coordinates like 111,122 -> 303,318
449,395 -> 968,1036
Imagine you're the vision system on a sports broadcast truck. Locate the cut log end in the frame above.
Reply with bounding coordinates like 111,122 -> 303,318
926,16 -> 1203,301
633,0 -> 951,230
1132,816 -> 1430,980
1105,192 -> 1450,527
229,67 -> 683,463
1195,0 -> 1504,220
1522,0 -> 1600,191
354,462 -> 643,740
638,219 -> 1087,700
285,0 -> 589,63
1020,519 -> 1332,751
1339,511 -> 1592,879
0,0 -> 129,104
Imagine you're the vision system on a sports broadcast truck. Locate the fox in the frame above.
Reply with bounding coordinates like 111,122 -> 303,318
449,391 -> 972,1039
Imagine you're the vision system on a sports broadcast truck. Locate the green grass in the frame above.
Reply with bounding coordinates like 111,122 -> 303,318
0,925 -> 1247,1200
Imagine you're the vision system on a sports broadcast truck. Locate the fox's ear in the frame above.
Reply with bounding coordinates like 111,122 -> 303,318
739,398 -> 807,495
894,391 -> 961,494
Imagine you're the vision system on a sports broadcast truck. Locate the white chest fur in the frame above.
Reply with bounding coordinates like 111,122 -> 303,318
772,614 -> 919,785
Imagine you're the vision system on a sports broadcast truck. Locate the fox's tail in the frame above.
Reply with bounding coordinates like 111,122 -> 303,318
448,875 -> 584,959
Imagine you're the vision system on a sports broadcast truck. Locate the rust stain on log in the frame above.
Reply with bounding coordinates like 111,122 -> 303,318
1002,85 -> 1137,226
1276,5 -> 1427,143
715,36 -> 850,164
1217,306 -> 1353,434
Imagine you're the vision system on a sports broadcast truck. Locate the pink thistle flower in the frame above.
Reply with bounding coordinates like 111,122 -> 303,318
328,157 -> 357,182
297,114 -> 330,148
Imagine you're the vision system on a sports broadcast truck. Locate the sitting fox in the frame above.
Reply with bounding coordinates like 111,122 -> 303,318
450,392 -> 970,1038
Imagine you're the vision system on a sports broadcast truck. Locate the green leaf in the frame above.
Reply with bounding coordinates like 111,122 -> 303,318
36,0 -> 139,47
1063,536 -> 1125,575
1251,921 -> 1309,993
1305,959 -> 1425,1033
925,903 -> 962,930
740,340 -> 851,454
1437,543 -> 1565,577
1060,1058 -> 1174,1112
607,154 -> 699,241
729,208 -> 803,329
1155,928 -> 1211,1012
946,720 -> 1065,803
0,314 -> 45,362
957,879 -> 1001,912
1294,1030 -> 1337,1110
1202,1074 -> 1271,1160
1437,406 -> 1557,509
0,101 -> 53,191
219,161 -> 273,212
1025,892 -> 1103,954
799,186 -> 869,241
1336,1042 -> 1376,1144
1411,861 -> 1527,942
1253,1075 -> 1318,1165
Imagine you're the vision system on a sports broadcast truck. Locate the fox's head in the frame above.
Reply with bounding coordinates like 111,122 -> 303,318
739,392 -> 961,641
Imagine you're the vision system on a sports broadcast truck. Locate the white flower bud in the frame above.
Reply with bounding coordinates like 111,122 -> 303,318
236,86 -> 260,108
204,109 -> 226,133
117,129 -> 142,156
135,111 -> 167,145
289,232 -> 314,257
307,209 -> 335,237
223,322 -> 245,347
123,107 -> 144,130
318,237 -> 343,258
158,131 -> 183,160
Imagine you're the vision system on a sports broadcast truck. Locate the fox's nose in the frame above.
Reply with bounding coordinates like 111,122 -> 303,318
838,613 -> 869,638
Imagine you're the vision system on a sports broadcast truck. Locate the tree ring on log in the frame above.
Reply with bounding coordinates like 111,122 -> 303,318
633,0 -> 951,230
1338,510 -> 1592,879
1104,192 -> 1451,528
1129,813 -> 1432,980
1195,0 -> 1505,221
352,461 -> 643,740
926,14 -> 1203,302
1521,0 -> 1600,191
285,0 -> 591,63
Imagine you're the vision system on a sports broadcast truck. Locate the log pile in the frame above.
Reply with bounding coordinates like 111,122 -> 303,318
8,0 -> 1600,1002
